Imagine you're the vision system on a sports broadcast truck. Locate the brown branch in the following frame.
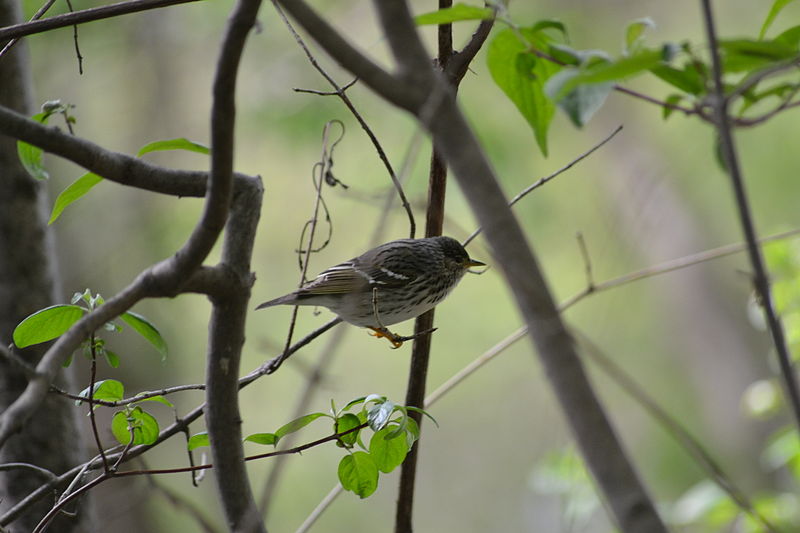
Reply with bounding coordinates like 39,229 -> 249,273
700,0 -> 800,433
0,0 -> 202,42
0,0 -> 57,59
0,104 -> 209,197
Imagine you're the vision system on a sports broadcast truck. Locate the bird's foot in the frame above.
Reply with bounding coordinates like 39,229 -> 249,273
367,326 -> 438,349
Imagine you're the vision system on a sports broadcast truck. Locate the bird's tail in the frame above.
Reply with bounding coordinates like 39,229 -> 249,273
255,293 -> 296,310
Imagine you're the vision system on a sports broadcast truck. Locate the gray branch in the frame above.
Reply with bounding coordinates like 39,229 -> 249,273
277,0 -> 667,530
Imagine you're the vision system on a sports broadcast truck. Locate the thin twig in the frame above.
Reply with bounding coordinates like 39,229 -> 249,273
272,0 -> 416,238
462,125 -> 623,247
87,334 -> 110,473
575,232 -> 594,291
146,474 -> 221,533
700,0 -> 800,433
0,0 -> 202,41
63,0 -> 83,74
575,330 -> 780,533
0,462 -> 59,481
0,0 -> 57,59
269,123 -> 339,375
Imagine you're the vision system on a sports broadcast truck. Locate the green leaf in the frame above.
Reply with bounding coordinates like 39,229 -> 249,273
625,17 -> 655,54
775,24 -> 800,48
335,413 -> 362,447
274,412 -> 328,442
244,433 -> 279,446
545,69 -> 613,127
17,112 -> 50,180
120,311 -> 168,360
49,173 -> 103,225
719,38 -> 797,72
760,0 -> 796,39
650,64 -> 704,95
405,417 -> 420,449
188,432 -> 210,451
13,304 -> 87,348
487,26 -> 562,156
111,406 -> 159,445
104,349 -> 121,368
338,451 -> 379,498
136,138 -> 210,157
663,94 -> 685,120
135,394 -> 174,407
555,48 -> 663,96
530,19 -> 568,40
76,378 -> 125,405
369,427 -> 409,473
414,3 -> 493,26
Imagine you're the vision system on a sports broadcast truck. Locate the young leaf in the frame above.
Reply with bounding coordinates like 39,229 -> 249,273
720,38 -> 797,72
338,451 -> 379,498
49,173 -> 103,224
120,311 -> 168,360
188,432 -> 210,451
650,64 -> 704,95
553,48 -> 663,97
245,433 -> 279,446
625,17 -> 655,54
13,304 -> 87,348
366,400 -> 396,431
760,0 -> 797,40
663,94 -> 685,120
405,417 -> 420,449
104,349 -> 121,368
274,412 -> 328,441
487,27 -> 562,156
335,413 -> 362,447
414,3 -> 493,26
369,427 -> 409,473
17,112 -> 50,180
137,138 -> 210,157
134,394 -> 174,407
545,70 -> 613,127
111,406 -> 159,445
76,378 -> 125,405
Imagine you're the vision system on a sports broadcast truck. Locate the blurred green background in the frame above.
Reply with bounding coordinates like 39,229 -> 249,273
17,0 -> 800,530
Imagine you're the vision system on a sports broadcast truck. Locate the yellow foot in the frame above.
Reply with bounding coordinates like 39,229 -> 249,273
367,326 -> 439,349
368,327 -> 404,349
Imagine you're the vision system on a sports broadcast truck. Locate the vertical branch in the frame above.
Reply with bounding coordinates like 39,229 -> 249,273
203,0 -> 266,531
699,0 -> 800,431
395,2 -> 452,531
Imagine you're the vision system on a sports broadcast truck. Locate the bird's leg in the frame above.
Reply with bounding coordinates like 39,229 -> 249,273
368,288 -> 437,348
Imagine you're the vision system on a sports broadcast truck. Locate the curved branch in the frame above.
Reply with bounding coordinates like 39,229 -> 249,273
277,0 -> 667,530
0,0 -> 202,41
0,104 -> 207,197
202,0 -> 265,531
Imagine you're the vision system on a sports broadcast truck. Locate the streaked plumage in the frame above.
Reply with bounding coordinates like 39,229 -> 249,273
256,237 -> 483,332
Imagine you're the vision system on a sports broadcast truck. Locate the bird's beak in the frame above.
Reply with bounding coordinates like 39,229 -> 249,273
467,259 -> 486,268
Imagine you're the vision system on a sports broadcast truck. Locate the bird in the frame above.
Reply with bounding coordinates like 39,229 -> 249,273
256,236 -> 485,347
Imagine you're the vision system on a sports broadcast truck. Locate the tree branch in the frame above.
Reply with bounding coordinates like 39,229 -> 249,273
700,0 -> 800,433
0,0 -> 202,42
203,0 -> 265,530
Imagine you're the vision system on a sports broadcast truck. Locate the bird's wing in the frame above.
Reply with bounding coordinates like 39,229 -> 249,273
300,255 -> 416,295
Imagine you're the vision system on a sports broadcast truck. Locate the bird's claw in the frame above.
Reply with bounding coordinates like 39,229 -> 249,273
368,327 -> 438,349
